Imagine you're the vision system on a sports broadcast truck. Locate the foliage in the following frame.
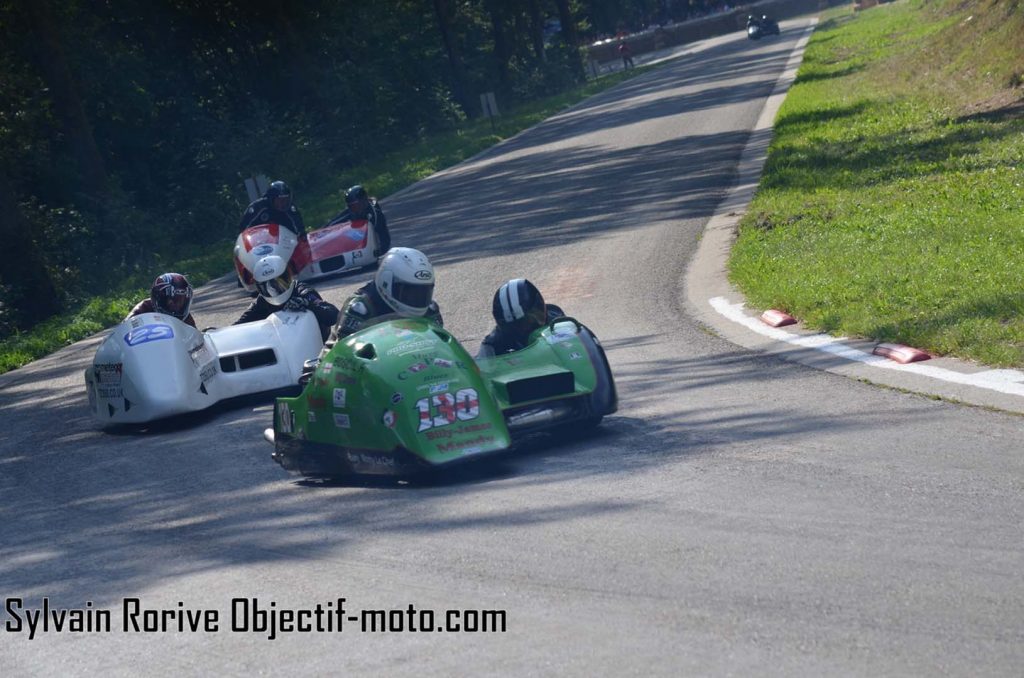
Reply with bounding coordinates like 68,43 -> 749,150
0,53 -> 644,375
3,0 -> 696,342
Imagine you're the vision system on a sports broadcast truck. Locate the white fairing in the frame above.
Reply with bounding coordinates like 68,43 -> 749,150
84,311 -> 323,425
234,228 -> 299,293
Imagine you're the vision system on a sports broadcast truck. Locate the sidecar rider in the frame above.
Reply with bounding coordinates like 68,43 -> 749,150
238,180 -> 306,237
233,255 -> 339,341
329,247 -> 442,343
477,278 -> 564,358
326,184 -> 391,256
127,273 -> 197,328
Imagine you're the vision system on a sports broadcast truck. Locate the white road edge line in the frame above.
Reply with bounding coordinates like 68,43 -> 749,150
710,297 -> 1024,397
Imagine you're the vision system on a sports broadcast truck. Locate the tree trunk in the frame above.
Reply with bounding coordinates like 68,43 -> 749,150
526,0 -> 546,65
432,0 -> 471,115
554,0 -> 585,81
486,0 -> 510,89
0,171 -> 62,328
24,0 -> 109,200
269,6 -> 323,108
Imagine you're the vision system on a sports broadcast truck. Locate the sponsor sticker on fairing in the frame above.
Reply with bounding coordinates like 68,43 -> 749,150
333,413 -> 351,429
124,324 -> 174,347
569,351 -> 582,360
546,333 -> 573,345
390,392 -> 404,404
346,451 -> 395,468
321,361 -> 334,374
189,344 -> 210,366
278,402 -> 293,434
94,363 -> 122,382
429,382 -> 449,394
385,339 -> 437,356
333,388 -> 346,408
199,362 -> 217,381
432,358 -> 453,368
93,363 -> 123,399
382,410 -> 396,428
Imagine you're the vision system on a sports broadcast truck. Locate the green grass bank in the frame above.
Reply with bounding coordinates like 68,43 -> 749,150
729,0 -> 1024,367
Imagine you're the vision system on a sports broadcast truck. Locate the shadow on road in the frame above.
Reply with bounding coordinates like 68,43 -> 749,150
1,331 -> 942,609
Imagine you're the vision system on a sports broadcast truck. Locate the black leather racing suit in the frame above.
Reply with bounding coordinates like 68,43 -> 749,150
327,281 -> 442,347
238,197 -> 306,236
326,199 -> 391,255
477,304 -> 565,358
233,282 -> 339,342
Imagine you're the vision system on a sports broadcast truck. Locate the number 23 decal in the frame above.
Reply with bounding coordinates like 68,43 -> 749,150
416,388 -> 480,432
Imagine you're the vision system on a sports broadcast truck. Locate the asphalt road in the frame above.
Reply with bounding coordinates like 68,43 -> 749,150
3,20 -> 1022,676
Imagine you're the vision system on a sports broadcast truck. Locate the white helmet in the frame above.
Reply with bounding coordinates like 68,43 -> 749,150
251,255 -> 295,306
374,247 -> 435,317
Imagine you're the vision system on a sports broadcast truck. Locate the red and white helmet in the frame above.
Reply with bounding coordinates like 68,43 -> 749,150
251,255 -> 295,306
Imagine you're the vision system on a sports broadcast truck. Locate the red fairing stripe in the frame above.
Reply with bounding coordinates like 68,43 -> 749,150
242,223 -> 281,251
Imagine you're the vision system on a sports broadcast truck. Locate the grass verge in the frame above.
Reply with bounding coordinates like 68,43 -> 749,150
729,0 -> 1024,367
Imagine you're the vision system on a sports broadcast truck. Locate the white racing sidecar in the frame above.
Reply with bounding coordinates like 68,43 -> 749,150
84,311 -> 323,425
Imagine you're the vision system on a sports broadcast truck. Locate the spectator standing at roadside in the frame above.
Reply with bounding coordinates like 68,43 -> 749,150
619,40 -> 635,69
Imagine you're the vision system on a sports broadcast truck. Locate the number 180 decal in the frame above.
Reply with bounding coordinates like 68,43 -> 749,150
416,388 -> 480,432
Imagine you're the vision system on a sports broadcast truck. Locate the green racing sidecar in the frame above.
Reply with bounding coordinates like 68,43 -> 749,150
266,316 -> 617,478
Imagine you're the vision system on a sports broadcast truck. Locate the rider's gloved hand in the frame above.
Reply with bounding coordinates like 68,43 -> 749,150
283,295 -> 310,312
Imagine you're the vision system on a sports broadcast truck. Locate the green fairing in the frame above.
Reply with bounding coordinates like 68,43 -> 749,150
273,317 -> 615,476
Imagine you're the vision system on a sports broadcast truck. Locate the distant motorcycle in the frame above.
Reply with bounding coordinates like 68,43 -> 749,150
233,218 -> 378,294
747,15 -> 780,40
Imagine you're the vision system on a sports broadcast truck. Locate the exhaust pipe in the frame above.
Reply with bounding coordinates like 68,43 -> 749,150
507,405 -> 572,431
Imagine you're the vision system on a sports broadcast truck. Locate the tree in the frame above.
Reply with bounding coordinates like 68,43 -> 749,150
432,0 -> 471,114
554,0 -> 585,80
485,0 -> 511,89
0,171 -> 61,328
526,0 -> 547,65
24,1 -> 109,200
